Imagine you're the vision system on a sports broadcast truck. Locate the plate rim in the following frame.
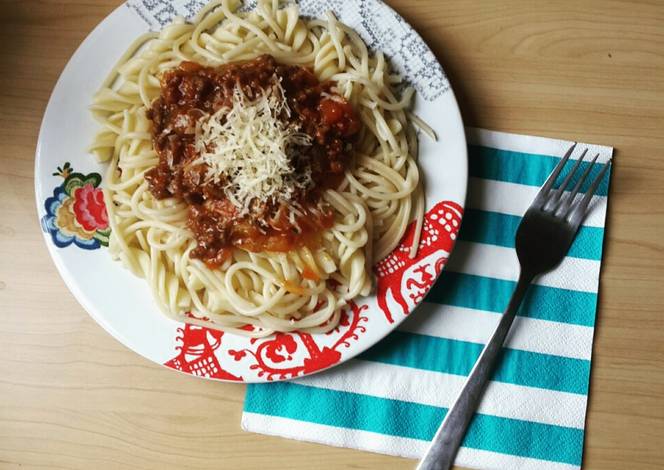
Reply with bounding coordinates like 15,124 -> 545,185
34,0 -> 468,383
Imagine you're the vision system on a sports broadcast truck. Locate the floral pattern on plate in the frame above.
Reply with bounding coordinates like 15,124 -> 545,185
41,162 -> 110,250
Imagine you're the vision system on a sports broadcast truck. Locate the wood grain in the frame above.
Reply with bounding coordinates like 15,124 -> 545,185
1,1 -> 663,468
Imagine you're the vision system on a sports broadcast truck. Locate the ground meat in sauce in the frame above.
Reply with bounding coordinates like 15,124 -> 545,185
144,54 -> 362,266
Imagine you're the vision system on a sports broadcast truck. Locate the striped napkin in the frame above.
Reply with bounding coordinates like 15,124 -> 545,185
242,128 -> 612,470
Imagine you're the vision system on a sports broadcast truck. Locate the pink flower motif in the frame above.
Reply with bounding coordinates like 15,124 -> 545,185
72,183 -> 108,231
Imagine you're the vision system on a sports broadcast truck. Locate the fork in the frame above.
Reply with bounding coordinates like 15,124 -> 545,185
417,143 -> 611,470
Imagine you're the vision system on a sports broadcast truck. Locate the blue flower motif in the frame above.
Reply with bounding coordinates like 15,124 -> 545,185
41,185 -> 102,250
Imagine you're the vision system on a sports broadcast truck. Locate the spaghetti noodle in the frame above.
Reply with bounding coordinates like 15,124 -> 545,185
89,0 -> 426,336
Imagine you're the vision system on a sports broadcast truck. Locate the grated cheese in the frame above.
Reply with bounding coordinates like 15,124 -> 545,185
193,77 -> 313,215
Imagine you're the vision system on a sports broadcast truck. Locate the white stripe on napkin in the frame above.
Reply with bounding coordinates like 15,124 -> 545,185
242,413 -> 580,470
467,127 -> 612,165
399,303 -> 594,360
467,178 -> 607,228
448,242 -> 601,293
291,360 -> 587,428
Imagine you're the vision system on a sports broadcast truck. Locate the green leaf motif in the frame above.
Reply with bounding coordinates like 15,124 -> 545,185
93,228 -> 111,247
63,172 -> 103,196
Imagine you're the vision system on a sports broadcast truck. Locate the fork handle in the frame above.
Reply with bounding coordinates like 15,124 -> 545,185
417,270 -> 535,470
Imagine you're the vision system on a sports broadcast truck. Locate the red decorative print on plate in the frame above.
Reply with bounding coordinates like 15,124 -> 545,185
164,323 -> 243,381
224,300 -> 368,381
375,200 -> 463,323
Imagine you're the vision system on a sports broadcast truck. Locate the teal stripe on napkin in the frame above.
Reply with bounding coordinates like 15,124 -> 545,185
246,383 -> 585,465
460,209 -> 605,260
469,145 -> 610,196
359,332 -> 590,394
426,272 -> 597,326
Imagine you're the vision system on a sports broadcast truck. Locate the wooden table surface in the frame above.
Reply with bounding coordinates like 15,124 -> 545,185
2,1 -> 663,468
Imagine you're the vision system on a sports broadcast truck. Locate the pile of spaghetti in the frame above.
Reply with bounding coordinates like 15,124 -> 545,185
89,0 -> 428,336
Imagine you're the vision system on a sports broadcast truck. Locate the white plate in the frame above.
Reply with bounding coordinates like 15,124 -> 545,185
35,0 -> 467,383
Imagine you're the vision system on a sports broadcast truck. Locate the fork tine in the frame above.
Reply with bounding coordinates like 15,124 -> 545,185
556,152 -> 599,215
567,158 -> 612,226
547,148 -> 588,210
534,143 -> 576,207
557,148 -> 587,194
568,153 -> 600,200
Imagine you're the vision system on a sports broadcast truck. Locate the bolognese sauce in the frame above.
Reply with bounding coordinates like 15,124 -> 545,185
145,54 -> 361,266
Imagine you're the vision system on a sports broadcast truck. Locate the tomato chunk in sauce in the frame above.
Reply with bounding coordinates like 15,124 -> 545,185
144,54 -> 361,266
